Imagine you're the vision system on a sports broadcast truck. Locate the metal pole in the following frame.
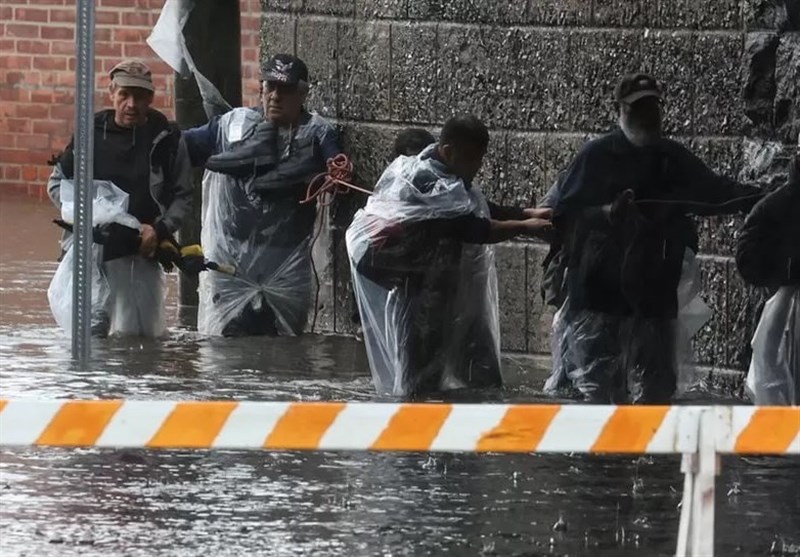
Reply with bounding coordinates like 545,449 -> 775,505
71,0 -> 95,366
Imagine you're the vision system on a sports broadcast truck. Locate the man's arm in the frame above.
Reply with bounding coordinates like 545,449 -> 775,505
182,117 -> 221,167
317,120 -> 342,161
47,164 -> 67,208
154,135 -> 194,241
675,147 -> 763,216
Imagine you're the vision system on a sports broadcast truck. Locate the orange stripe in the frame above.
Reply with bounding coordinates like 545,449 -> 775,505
35,400 -> 123,446
591,406 -> 670,453
735,408 -> 800,454
147,401 -> 238,448
370,404 -> 452,451
0,400 -> 7,414
477,405 -> 561,452
264,402 -> 346,449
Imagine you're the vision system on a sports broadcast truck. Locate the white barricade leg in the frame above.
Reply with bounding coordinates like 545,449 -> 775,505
676,409 -> 719,557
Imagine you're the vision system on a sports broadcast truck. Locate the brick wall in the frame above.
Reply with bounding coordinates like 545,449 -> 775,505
264,0 -> 799,374
0,0 -> 262,197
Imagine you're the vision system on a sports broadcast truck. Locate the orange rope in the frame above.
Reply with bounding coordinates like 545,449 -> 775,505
301,154 -> 372,207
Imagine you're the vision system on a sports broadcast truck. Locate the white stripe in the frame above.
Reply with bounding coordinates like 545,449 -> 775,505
95,401 -> 177,447
537,405 -> 617,452
319,403 -> 400,450
645,406 -> 690,453
789,430 -> 800,455
430,404 -> 508,452
726,406 -> 757,454
213,402 -> 290,449
0,401 -> 63,445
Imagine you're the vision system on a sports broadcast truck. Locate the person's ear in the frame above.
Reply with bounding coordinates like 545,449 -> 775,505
108,83 -> 116,102
439,143 -> 454,163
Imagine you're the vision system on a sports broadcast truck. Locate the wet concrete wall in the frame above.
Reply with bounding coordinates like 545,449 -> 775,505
261,0 -> 799,374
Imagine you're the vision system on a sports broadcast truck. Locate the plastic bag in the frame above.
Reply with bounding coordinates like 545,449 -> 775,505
197,109 -> 314,336
47,179 -> 165,338
347,146 -> 501,397
544,248 -> 710,402
746,287 -> 800,405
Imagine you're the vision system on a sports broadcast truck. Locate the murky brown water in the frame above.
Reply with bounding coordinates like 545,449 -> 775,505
1,191 -> 798,556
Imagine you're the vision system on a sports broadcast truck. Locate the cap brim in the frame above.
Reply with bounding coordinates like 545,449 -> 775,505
620,90 -> 661,104
112,76 -> 155,92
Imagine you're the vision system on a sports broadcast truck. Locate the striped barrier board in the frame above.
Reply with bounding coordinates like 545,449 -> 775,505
0,400 -> 797,454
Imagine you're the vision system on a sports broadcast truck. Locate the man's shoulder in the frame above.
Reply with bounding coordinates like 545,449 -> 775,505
304,111 -> 336,134
575,130 -> 619,159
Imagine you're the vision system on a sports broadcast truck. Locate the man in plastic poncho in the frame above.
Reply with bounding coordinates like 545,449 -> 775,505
347,115 -> 553,398
541,73 -> 763,404
47,60 -> 193,338
183,54 -> 341,336
736,148 -> 800,405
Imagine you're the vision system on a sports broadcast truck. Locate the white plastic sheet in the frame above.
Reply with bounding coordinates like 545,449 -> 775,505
48,180 -> 166,338
346,147 -> 501,397
746,287 -> 799,405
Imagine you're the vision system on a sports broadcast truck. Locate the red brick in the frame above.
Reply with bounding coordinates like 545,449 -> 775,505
15,40 -> 50,55
50,104 -> 74,120
14,8 -> 49,23
4,71 -> 27,85
0,7 -> 12,20
7,24 -> 39,39
41,26 -> 74,40
95,42 -> 124,58
22,165 -> 38,182
0,39 -> 15,53
113,27 -> 150,43
5,165 -> 22,180
53,89 -> 75,104
50,41 -> 75,56
95,28 -> 113,42
37,166 -> 54,181
26,0 -> 67,5
0,55 -> 33,70
34,56 -> 68,71
48,8 -> 75,23
3,118 -> 33,134
16,104 -> 48,119
96,10 -> 121,25
121,12 -> 153,26
101,0 -> 140,6
123,43 -> 156,58
0,149 -> 39,164
0,88 -> 31,103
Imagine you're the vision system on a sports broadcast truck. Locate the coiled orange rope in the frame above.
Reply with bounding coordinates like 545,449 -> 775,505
301,154 -> 372,206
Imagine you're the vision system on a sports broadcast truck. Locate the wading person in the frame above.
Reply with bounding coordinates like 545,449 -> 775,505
347,115 -> 552,398
183,54 -> 342,336
542,73 -> 762,404
47,60 -> 192,338
736,150 -> 799,405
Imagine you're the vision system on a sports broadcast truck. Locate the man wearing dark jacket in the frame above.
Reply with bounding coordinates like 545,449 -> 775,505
542,73 -> 762,404
736,152 -> 799,405
48,60 -> 193,337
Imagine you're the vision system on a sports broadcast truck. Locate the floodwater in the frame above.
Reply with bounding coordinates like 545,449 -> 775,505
0,190 -> 798,556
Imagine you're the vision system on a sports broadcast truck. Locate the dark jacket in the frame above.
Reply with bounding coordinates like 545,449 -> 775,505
736,158 -> 800,288
48,108 -> 193,242
545,128 -> 762,318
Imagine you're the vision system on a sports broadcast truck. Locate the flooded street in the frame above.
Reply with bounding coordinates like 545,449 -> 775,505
1,191 -> 798,556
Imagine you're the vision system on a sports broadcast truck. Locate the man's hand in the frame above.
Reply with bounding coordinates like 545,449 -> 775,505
608,189 -> 636,225
138,224 -> 158,257
522,207 -> 553,220
520,216 -> 554,241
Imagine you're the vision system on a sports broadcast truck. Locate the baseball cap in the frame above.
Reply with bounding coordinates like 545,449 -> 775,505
261,54 -> 309,86
109,60 -> 155,92
615,73 -> 662,104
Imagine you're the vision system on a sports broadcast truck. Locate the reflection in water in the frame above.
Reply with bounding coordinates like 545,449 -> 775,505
1,193 -> 799,556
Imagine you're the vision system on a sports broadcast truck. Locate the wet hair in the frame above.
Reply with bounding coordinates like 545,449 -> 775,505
440,114 -> 490,152
392,128 -> 435,158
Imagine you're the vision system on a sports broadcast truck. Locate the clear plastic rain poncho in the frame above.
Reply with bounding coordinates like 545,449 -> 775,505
545,248 -> 711,403
746,287 -> 799,405
346,147 -> 501,397
48,179 -> 166,338
197,108 -> 313,336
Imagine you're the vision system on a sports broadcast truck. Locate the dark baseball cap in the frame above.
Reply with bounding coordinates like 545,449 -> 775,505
261,54 -> 309,86
615,73 -> 662,104
109,60 -> 155,92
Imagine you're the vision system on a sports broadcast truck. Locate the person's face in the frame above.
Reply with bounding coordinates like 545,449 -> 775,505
262,81 -> 306,126
620,96 -> 663,138
109,85 -> 153,127
440,142 -> 486,184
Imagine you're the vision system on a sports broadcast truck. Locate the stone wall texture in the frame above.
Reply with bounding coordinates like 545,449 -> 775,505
260,0 -> 799,375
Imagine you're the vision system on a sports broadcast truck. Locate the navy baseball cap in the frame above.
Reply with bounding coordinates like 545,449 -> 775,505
615,73 -> 662,104
261,54 -> 309,86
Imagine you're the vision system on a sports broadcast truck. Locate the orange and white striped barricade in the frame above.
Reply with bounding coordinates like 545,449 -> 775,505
1,400 -> 798,556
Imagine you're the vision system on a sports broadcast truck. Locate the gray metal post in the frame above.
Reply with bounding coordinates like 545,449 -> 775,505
71,0 -> 95,366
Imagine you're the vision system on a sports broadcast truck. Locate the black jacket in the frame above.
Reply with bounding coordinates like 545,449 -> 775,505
736,158 -> 800,288
545,129 -> 762,318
